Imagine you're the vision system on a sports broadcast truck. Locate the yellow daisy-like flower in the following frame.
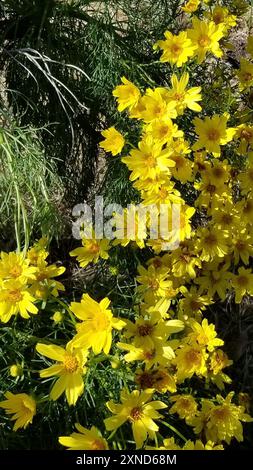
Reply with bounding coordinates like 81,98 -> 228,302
237,58 -> 253,91
193,114 -> 236,157
138,88 -> 177,122
0,279 -> 38,323
174,343 -> 208,382
166,73 -> 202,115
154,31 -> 196,67
113,76 -> 141,112
169,394 -> 198,422
0,251 -> 37,282
208,6 -> 237,33
144,116 -> 183,145
182,0 -> 200,13
0,392 -> 36,431
230,267 -> 253,303
186,318 -> 224,352
187,18 -> 224,63
70,238 -> 110,268
59,424 -> 108,450
196,227 -> 228,261
99,127 -> 125,156
135,367 -> 177,393
104,388 -> 167,448
191,393 -> 253,444
36,341 -> 88,406
70,294 -> 125,354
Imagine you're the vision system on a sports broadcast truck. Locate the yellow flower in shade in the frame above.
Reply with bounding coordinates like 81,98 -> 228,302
122,135 -> 175,182
169,395 -> 198,422
182,0 -> 200,13
231,230 -> 253,265
136,265 -> 175,304
36,341 -> 88,406
113,77 -> 141,112
26,237 -> 49,266
186,318 -> 224,352
0,251 -> 37,282
59,424 -> 108,450
174,343 -> 208,382
178,286 -> 212,322
237,58 -> 253,91
70,294 -> 125,354
193,114 -> 236,157
9,364 -> 23,378
170,243 -> 201,279
190,393 -> 253,444
194,262 -> 231,300
196,227 -> 228,261
99,127 -> 125,156
0,392 -> 36,431
0,279 -> 38,323
147,436 -> 181,450
230,267 -> 253,303
104,388 -> 167,448
135,367 -> 177,393
70,238 -> 110,268
208,6 -> 237,33
29,260 -> 65,300
246,36 -> 253,57
238,166 -> 253,195
166,73 -> 202,115
187,18 -> 224,63
154,31 -> 196,67
210,349 -> 233,375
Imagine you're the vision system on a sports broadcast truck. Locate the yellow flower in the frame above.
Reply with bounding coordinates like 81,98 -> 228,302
237,58 -> 253,91
122,135 -> 175,182
36,341 -> 88,406
182,0 -> 200,13
0,392 -> 36,431
234,124 -> 253,154
194,262 -> 231,300
99,127 -> 125,156
112,206 -> 147,249
136,264 -> 175,304
187,18 -> 224,63
117,339 -> 176,369
190,393 -> 253,444
178,286 -> 212,322
170,243 -> 201,279
26,238 -> 49,266
231,230 -> 253,265
59,424 -> 108,450
0,251 -> 37,282
104,388 -> 167,448
154,31 -> 196,67
70,237 -> 110,268
166,73 -> 202,115
135,367 -> 177,393
113,76 -> 141,112
174,343 -> 208,382
30,260 -> 65,300
169,395 -> 198,422
208,6 -> 237,33
0,279 -> 38,323
144,116 -> 183,145
230,267 -> 253,303
196,227 -> 228,261
138,88 -> 177,122
193,114 -> 236,157
186,318 -> 224,352
9,364 -> 23,378
70,294 -> 125,354
210,349 -> 233,375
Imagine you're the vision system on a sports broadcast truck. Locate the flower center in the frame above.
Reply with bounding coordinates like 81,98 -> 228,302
91,439 -> 107,450
204,233 -> 217,245
207,129 -> 220,141
242,72 -> 253,82
185,349 -> 201,365
64,354 -> 79,373
10,265 -> 23,278
138,324 -> 154,336
87,241 -> 100,253
173,92 -> 184,102
146,155 -> 157,168
237,275 -> 249,287
171,44 -> 182,55
213,13 -> 224,24
212,407 -> 230,421
198,35 -> 210,47
8,289 -> 23,302
241,129 -> 253,140
206,184 -> 217,194
130,407 -> 143,421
